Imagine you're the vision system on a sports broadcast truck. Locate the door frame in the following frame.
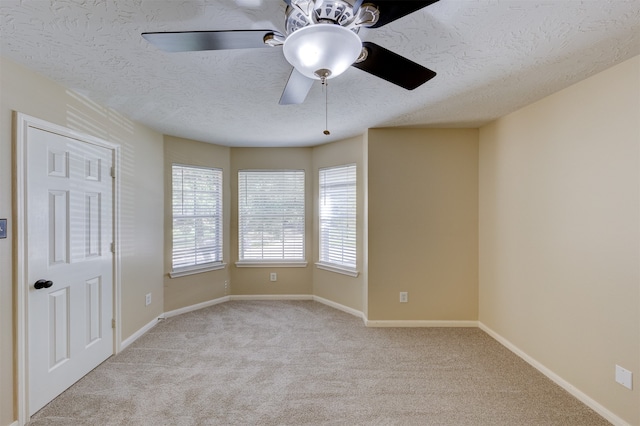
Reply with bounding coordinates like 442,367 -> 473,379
14,112 -> 122,424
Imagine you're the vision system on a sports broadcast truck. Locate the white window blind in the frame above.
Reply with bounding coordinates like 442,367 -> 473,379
238,170 -> 305,261
319,164 -> 356,268
172,164 -> 223,272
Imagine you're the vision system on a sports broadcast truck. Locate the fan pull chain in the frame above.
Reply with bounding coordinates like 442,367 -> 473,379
323,77 -> 330,136
315,68 -> 331,136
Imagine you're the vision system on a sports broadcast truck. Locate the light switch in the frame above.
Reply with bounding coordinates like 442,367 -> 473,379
0,219 -> 6,239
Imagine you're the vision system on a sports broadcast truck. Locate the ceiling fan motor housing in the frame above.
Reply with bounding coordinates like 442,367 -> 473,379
285,0 -> 373,34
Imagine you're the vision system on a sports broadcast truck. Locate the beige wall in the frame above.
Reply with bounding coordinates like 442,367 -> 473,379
0,57 -> 164,424
163,136 -> 231,312
367,128 -> 479,321
478,56 -> 640,424
229,148 -> 314,295
312,136 -> 366,312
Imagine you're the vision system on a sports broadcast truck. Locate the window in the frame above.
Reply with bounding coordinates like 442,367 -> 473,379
238,170 -> 305,264
171,164 -> 224,276
318,164 -> 357,276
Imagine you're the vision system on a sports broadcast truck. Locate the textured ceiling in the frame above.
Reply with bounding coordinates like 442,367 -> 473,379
1,0 -> 639,147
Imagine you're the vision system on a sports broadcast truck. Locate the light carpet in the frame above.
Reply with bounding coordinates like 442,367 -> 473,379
30,300 -> 609,425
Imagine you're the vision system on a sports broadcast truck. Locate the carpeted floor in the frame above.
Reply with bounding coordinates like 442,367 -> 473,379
29,300 -> 609,425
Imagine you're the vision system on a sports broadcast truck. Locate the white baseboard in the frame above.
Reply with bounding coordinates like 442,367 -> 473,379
478,322 -> 630,426
313,295 -> 366,320
365,319 -> 478,328
229,294 -> 313,301
163,296 -> 231,319
120,315 -> 162,351
10,421 -> 19,426
160,294 -> 476,329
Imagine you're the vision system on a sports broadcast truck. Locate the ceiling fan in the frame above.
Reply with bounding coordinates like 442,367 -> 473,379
142,0 -> 439,105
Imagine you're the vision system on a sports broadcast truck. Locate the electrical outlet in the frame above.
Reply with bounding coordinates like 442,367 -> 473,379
145,293 -> 152,306
615,365 -> 633,390
270,272 -> 277,282
400,292 -> 408,303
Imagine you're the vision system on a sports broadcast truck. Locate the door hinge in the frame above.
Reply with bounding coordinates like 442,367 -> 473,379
110,242 -> 115,253
110,166 -> 115,179
111,319 -> 116,329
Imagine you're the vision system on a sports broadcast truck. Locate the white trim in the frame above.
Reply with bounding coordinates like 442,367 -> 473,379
169,262 -> 227,278
120,316 -> 162,351
229,294 -> 314,301
163,296 -> 231,318
14,112 -> 122,425
478,322 -> 630,426
235,261 -> 308,268
365,319 -> 479,328
178,294 -> 474,330
313,296 -> 365,320
10,422 -> 19,426
315,262 -> 359,277
15,112 -> 28,426
112,141 -> 122,355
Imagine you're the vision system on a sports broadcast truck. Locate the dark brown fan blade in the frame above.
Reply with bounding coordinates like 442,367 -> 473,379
279,68 -> 315,105
351,42 -> 436,90
363,0 -> 439,28
142,30 -> 279,52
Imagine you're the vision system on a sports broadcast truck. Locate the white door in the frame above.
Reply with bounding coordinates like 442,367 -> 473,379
27,126 -> 114,415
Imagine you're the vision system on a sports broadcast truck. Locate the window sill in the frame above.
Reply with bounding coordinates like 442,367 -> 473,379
169,263 -> 227,278
235,261 -> 308,268
315,262 -> 359,277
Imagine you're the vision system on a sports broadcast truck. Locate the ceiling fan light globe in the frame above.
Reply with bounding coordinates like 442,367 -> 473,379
283,24 -> 362,80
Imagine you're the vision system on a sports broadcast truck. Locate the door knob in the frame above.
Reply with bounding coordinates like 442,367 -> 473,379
34,279 -> 53,289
